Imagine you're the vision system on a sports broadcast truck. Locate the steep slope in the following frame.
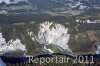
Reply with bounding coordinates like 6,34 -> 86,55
0,20 -> 100,56
0,21 -> 72,56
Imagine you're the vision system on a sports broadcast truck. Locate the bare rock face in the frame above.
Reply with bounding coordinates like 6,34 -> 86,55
0,21 -> 72,56
0,20 -> 100,57
0,32 -> 26,55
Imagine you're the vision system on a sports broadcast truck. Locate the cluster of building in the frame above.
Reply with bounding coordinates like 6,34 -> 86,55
0,0 -> 27,4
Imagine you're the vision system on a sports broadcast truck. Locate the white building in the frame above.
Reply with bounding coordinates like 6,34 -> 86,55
0,0 -> 27,4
